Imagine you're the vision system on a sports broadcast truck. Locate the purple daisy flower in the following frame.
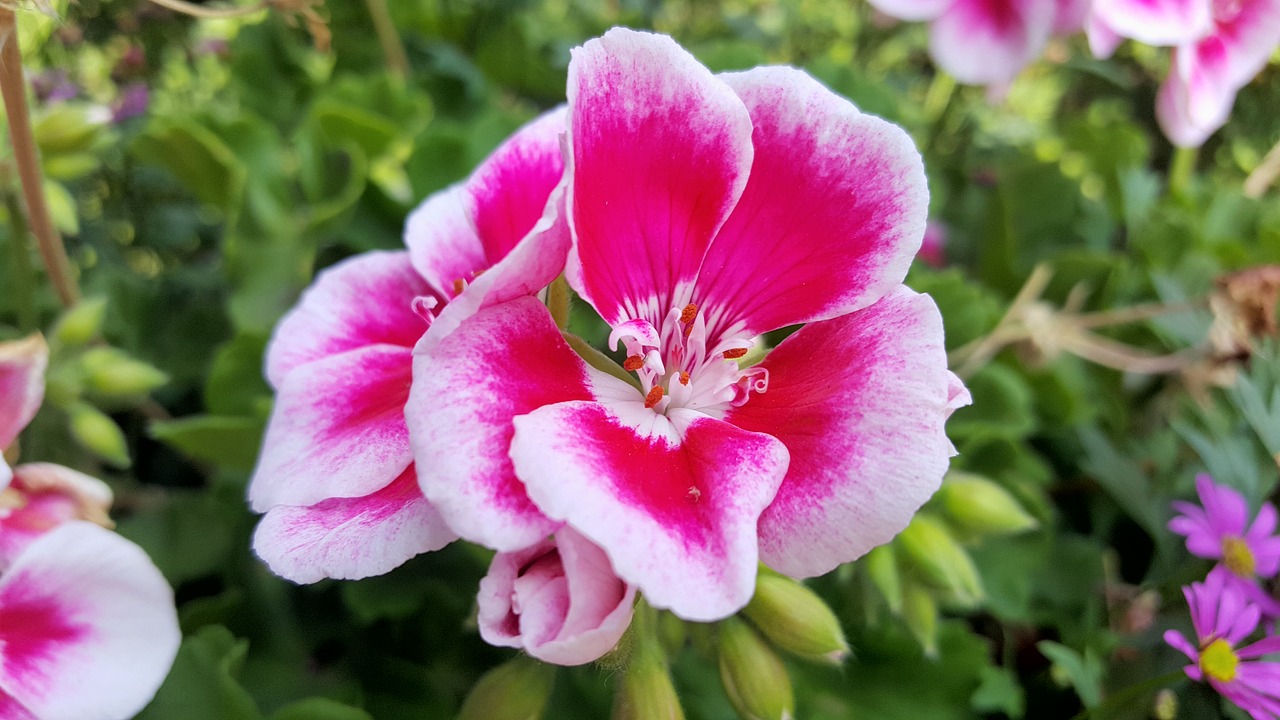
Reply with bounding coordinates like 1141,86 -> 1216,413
1170,474 -> 1280,581
1165,568 -> 1280,720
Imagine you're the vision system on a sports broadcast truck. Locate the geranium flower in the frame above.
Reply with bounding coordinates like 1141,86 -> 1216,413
248,108 -> 572,583
1165,567 -> 1280,720
866,0 -> 1057,86
408,29 -> 966,621
1156,0 -> 1280,147
478,528 -> 636,666
1170,474 -> 1280,582
0,335 -> 179,720
1089,0 -> 1214,47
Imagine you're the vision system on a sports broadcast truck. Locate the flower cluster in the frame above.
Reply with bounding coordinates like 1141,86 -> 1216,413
867,0 -> 1280,146
0,335 -> 179,720
249,28 -> 966,665
1167,474 -> 1280,717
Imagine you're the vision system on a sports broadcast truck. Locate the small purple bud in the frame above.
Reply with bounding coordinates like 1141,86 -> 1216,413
32,70 -> 78,104
111,83 -> 149,124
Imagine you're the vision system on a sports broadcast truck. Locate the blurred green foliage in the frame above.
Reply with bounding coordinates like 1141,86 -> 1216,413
4,0 -> 1280,718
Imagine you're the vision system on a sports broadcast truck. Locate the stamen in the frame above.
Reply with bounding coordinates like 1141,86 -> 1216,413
623,355 -> 645,372
452,278 -> 465,295
644,385 -> 665,409
680,304 -> 698,324
1222,536 -> 1257,577
678,371 -> 690,386
723,348 -> 749,359
1199,638 -> 1240,683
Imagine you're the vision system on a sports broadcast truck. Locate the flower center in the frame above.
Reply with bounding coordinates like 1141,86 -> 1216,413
1222,536 -> 1256,577
610,303 -> 767,416
1199,638 -> 1239,683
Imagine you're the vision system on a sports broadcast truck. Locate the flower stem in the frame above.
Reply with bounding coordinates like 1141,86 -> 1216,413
0,7 -> 79,308
1169,146 -> 1198,201
1067,669 -> 1184,720
1244,136 -> 1280,198
364,0 -> 408,80
4,187 -> 38,332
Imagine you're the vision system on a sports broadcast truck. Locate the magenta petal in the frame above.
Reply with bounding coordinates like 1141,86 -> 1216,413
1091,0 -> 1214,46
264,251 -> 431,387
1164,629 -> 1199,662
0,522 -> 178,720
0,336 -> 48,489
866,0 -> 954,21
249,345 -> 413,511
0,691 -> 35,720
1086,13 -> 1124,57
252,465 -> 455,583
727,286 -> 961,578
405,185 -> 489,301
466,107 -> 568,263
694,67 -> 927,338
407,297 -> 592,551
511,402 -> 788,622
566,28 -> 754,326
929,0 -> 1055,85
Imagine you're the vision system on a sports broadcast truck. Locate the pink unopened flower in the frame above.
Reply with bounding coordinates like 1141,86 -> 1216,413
1169,474 -> 1280,582
1165,568 -> 1280,720
865,0 -> 1057,86
478,527 -> 636,666
0,336 -> 179,720
408,29 -> 966,621
248,108 -> 572,583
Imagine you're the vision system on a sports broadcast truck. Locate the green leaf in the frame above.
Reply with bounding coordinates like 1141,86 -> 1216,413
136,626 -> 263,720
947,363 -> 1037,441
205,333 -> 272,417
971,666 -> 1026,719
132,119 -> 246,211
1037,641 -> 1103,709
115,490 -> 241,585
270,699 -> 372,720
150,415 -> 265,471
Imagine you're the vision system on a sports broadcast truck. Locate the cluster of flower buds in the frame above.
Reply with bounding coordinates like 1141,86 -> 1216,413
0,334 -> 179,719
864,471 -> 1038,655
1163,475 -> 1280,716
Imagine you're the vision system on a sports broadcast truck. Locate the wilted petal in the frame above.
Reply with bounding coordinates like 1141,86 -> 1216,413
264,251 -> 432,386
249,345 -> 413,511
0,335 -> 48,489
1090,0 -> 1213,45
567,28 -> 754,326
252,465 -> 456,583
695,67 -> 927,339
511,401 -> 788,622
727,286 -> 962,578
929,0 -> 1056,85
0,522 -> 178,720
407,297 -> 592,551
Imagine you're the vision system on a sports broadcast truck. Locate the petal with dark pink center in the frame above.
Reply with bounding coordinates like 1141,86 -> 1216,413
252,464 -> 455,584
929,0 -> 1055,85
566,28 -> 754,326
405,185 -> 489,301
264,251 -> 432,387
696,67 -> 927,339
406,296 -> 592,552
0,336 -> 48,478
726,286 -> 961,579
466,107 -> 568,263
510,402 -> 788,622
249,345 -> 412,511
0,522 -> 178,720
1091,0 -> 1213,46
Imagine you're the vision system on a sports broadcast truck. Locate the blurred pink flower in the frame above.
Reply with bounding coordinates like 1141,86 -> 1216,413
0,463 -> 113,571
919,221 -> 948,267
249,108 -> 572,583
1169,474 -> 1280,581
478,528 -> 636,665
1165,568 -> 1280,720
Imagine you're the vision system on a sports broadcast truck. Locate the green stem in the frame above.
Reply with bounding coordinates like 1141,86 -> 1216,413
4,189 -> 37,332
363,0 -> 409,80
1068,669 -> 1185,720
1169,146 -> 1199,200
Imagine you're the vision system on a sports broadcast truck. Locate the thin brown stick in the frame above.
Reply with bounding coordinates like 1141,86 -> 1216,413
364,0 -> 408,79
145,0 -> 269,19
0,8 -> 78,307
1245,138 -> 1280,199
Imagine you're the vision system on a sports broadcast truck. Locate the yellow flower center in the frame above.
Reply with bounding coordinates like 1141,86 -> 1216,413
1222,536 -> 1256,577
1199,638 -> 1240,683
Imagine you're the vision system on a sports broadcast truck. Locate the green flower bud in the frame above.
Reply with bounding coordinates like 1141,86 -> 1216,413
863,545 -> 902,615
34,104 -> 108,156
743,570 -> 848,664
1152,689 -> 1177,720
80,347 -> 168,399
68,402 -> 131,468
901,582 -> 939,659
938,472 -> 1037,537
717,617 -> 794,720
455,655 -> 555,720
896,513 -> 983,606
612,642 -> 685,720
53,297 -> 107,346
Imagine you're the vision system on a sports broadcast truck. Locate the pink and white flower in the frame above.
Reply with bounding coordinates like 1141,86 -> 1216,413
478,527 -> 636,666
866,0 -> 1057,86
0,335 -> 48,491
408,29 -> 965,621
0,463 -> 113,571
248,108 -> 572,583
1156,0 -> 1280,147
1165,567 -> 1280,720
